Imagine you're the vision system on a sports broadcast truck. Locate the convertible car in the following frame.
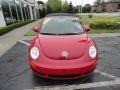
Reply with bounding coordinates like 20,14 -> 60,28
28,13 -> 98,79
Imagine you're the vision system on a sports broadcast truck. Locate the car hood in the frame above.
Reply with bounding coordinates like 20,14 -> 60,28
38,34 -> 88,60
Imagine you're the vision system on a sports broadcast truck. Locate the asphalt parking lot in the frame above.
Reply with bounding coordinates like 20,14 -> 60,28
0,36 -> 120,90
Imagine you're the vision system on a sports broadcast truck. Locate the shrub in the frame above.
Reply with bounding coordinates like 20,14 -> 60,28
90,18 -> 120,29
0,20 -> 35,36
88,14 -> 93,18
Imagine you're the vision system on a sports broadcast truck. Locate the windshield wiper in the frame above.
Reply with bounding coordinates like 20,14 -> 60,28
40,33 -> 57,35
59,33 -> 81,35
40,33 -> 82,35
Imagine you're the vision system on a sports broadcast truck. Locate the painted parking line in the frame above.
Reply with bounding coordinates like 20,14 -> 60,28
18,40 -> 120,90
95,70 -> 119,79
33,79 -> 120,90
75,79 -> 120,89
18,40 -> 30,46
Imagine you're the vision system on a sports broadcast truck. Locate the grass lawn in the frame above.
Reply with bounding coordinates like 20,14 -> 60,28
80,15 -> 120,25
25,30 -> 36,36
81,15 -> 120,34
88,29 -> 120,34
25,15 -> 120,36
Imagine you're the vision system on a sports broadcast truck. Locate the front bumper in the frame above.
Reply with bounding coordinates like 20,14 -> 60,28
29,60 -> 97,79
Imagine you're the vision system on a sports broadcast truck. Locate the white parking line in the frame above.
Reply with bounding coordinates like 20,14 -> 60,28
95,70 -> 119,79
75,79 -> 120,89
33,79 -> 120,90
18,40 -> 30,46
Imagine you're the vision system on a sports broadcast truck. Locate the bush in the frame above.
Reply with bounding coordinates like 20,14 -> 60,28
0,20 -> 35,36
90,19 -> 120,29
88,14 -> 93,18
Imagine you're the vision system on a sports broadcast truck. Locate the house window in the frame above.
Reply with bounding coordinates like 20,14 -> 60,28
118,4 -> 120,9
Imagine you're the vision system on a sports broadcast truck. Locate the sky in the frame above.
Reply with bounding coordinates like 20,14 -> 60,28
38,0 -> 96,6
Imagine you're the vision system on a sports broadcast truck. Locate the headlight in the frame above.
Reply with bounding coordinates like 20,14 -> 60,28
30,47 -> 39,60
89,46 -> 97,58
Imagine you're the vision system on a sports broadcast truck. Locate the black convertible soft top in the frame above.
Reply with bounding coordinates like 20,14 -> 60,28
45,13 -> 79,17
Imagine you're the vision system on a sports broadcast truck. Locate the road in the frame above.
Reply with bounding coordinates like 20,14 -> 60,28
0,36 -> 120,90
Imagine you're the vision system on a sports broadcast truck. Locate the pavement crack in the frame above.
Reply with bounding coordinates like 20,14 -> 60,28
8,68 -> 29,78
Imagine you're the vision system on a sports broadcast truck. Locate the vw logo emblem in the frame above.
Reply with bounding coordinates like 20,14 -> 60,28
61,51 -> 68,58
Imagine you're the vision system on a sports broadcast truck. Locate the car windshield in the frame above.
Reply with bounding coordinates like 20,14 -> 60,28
40,16 -> 84,35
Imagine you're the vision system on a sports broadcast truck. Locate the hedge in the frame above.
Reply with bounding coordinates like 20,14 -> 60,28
0,20 -> 35,36
90,18 -> 120,30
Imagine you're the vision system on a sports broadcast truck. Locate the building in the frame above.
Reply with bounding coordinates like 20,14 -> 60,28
0,0 -> 39,27
91,0 -> 120,13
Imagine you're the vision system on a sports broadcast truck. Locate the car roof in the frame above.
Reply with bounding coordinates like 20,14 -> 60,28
45,13 -> 79,18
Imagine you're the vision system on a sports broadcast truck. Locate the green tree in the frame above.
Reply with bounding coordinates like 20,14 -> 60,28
68,1 -> 74,13
62,0 -> 69,13
37,0 -> 46,18
46,3 -> 52,14
73,6 -> 79,13
41,7 -> 46,18
48,0 -> 62,13
82,4 -> 91,13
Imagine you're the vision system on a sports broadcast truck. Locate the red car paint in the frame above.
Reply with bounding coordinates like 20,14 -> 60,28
28,14 -> 98,79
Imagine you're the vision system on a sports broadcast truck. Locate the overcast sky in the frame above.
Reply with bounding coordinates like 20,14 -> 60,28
38,0 -> 96,6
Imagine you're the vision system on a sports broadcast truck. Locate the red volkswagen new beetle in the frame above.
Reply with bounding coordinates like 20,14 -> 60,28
28,13 -> 98,79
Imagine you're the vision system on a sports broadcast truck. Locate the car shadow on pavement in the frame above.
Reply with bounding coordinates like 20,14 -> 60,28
31,72 -> 111,87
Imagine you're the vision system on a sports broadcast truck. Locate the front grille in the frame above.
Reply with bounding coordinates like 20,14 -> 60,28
48,74 -> 81,78
33,69 -> 45,76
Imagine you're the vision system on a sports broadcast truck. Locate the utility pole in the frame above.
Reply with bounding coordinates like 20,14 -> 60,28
81,0 -> 83,14
74,0 -> 76,13
75,0 -> 77,6
79,0 -> 80,13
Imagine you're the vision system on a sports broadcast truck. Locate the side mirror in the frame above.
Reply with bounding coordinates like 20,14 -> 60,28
33,24 -> 42,32
33,19 -> 44,32
33,27 -> 39,32
84,25 -> 91,32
